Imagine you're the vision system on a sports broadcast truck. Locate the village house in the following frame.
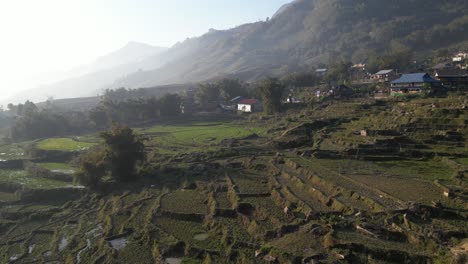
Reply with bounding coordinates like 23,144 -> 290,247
286,96 -> 302,104
315,68 -> 328,77
432,62 -> 452,70
220,96 -> 244,111
390,73 -> 441,95
371,69 -> 398,82
237,99 -> 262,113
452,52 -> 468,62
352,63 -> 366,70
434,68 -> 468,89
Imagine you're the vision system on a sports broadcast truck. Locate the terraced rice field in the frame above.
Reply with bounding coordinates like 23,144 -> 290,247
36,138 -> 96,151
0,96 -> 466,263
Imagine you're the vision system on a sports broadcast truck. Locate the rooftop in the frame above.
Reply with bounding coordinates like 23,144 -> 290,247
238,99 -> 259,105
375,69 -> 393,75
434,68 -> 468,77
391,73 -> 440,84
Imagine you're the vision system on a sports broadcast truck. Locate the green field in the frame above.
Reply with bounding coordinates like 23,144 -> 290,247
0,143 -> 27,160
36,138 -> 96,151
0,169 -> 71,189
160,190 -> 207,214
37,162 -> 73,171
0,95 -> 466,263
140,122 -> 265,153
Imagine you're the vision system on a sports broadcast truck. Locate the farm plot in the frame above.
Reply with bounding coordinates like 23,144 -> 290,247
155,216 -> 219,250
0,191 -> 18,202
231,172 -> 269,195
334,229 -> 427,256
37,162 -> 75,174
140,122 -> 265,153
0,143 -> 26,160
160,190 -> 207,214
267,231 -> 324,257
36,138 -> 96,151
0,169 -> 71,189
212,217 -> 251,243
214,192 -> 231,209
349,174 -> 444,204
242,196 -> 294,225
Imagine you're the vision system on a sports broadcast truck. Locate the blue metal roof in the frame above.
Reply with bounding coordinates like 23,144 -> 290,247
391,73 -> 440,84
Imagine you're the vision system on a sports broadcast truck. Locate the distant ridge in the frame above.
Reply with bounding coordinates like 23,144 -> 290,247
6,0 -> 468,104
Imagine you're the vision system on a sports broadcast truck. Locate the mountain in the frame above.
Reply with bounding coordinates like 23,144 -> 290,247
112,0 -> 468,88
7,0 -> 468,104
5,42 -> 167,104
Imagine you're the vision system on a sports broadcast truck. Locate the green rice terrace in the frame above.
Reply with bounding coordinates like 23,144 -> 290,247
0,95 -> 467,263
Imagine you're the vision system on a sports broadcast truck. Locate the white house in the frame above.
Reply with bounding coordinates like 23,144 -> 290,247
315,68 -> 328,77
237,99 -> 261,113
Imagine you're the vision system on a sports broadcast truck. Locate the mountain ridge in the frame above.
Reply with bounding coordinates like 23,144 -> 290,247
6,0 -> 468,104
111,0 -> 468,89
3,42 -> 167,104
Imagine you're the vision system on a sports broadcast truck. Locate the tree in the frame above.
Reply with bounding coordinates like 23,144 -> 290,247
326,61 -> 352,84
89,106 -> 109,129
283,72 -> 319,87
159,94 -> 181,117
75,147 -> 107,189
100,124 -> 146,181
195,83 -> 220,106
257,78 -> 285,114
217,78 -> 247,101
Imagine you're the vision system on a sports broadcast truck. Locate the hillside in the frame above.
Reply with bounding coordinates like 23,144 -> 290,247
4,42 -> 167,104
6,0 -> 468,104
113,0 -> 468,88
0,93 -> 466,263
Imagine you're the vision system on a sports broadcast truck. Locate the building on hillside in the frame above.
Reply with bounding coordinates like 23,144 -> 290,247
453,52 -> 468,62
315,68 -> 328,77
230,96 -> 244,104
434,68 -> 468,88
352,63 -> 366,70
286,96 -> 302,104
237,99 -> 262,113
371,69 -> 398,82
390,73 -> 441,95
219,96 -> 245,111
432,63 -> 452,70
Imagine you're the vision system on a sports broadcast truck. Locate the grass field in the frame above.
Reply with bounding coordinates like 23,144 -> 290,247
0,143 -> 27,160
160,190 -> 207,214
314,158 -> 454,181
140,122 -> 266,153
36,138 -> 96,151
37,162 -> 73,171
0,169 -> 71,189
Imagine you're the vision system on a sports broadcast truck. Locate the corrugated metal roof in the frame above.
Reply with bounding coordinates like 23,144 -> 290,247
238,99 -> 258,105
375,69 -> 393,75
435,68 -> 468,77
391,73 -> 440,84
230,96 -> 243,102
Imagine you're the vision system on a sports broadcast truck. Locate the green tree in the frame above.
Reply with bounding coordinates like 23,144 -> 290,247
75,147 -> 107,189
159,94 -> 181,117
217,78 -> 248,101
195,83 -> 220,105
100,124 -> 146,181
89,106 -> 109,129
326,61 -> 352,84
257,78 -> 285,114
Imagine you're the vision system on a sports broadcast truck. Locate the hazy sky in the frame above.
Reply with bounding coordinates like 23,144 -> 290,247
0,0 -> 291,102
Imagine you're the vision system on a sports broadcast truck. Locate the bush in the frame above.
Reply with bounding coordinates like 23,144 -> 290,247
74,147 -> 107,189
